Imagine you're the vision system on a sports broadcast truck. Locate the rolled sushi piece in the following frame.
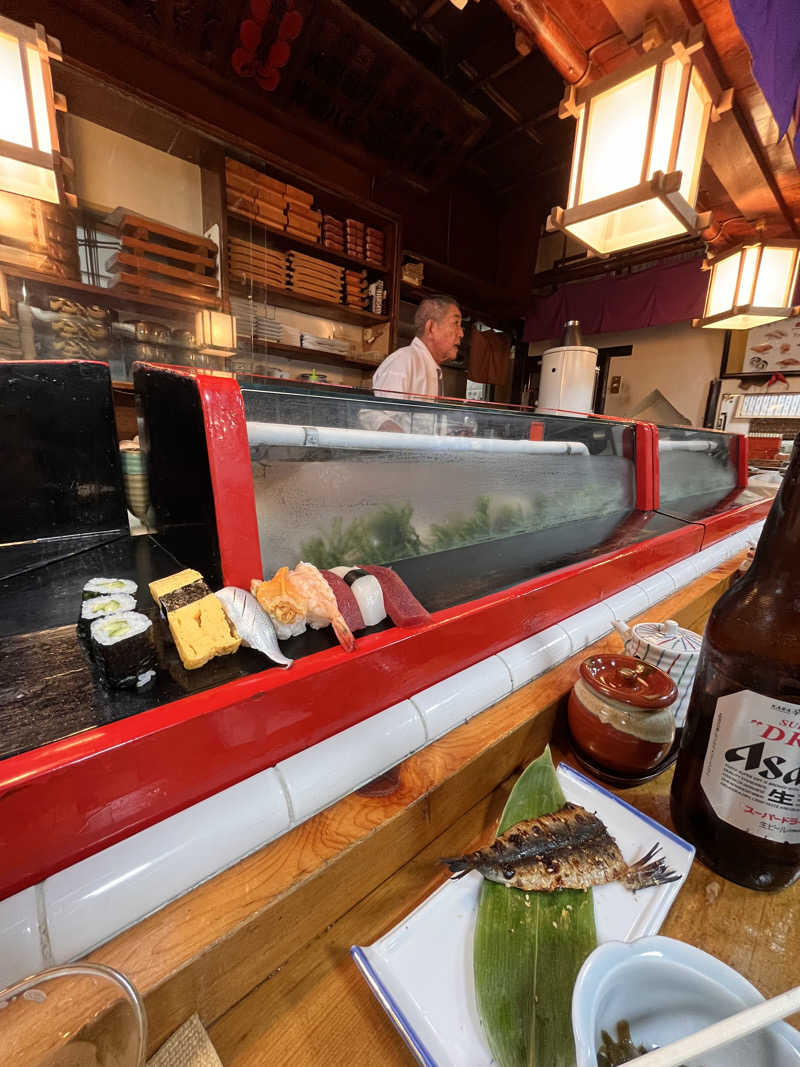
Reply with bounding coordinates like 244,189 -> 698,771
330,567 -> 386,628
82,577 -> 138,602
215,587 -> 293,669
78,593 -> 137,638
90,610 -> 156,689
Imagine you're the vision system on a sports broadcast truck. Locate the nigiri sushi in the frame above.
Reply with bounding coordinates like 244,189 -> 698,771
321,570 -> 365,632
215,587 -> 293,669
289,562 -> 355,652
251,567 -> 307,640
361,565 -> 431,628
330,567 -> 386,628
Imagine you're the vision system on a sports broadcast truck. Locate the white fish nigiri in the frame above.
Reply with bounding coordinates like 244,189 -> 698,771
330,567 -> 386,628
215,587 -> 293,669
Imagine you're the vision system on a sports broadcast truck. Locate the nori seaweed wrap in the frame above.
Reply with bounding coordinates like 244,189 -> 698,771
89,611 -> 156,689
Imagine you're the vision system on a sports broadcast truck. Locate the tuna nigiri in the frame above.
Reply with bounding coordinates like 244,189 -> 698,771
321,569 -> 365,632
215,587 -> 293,669
361,565 -> 431,628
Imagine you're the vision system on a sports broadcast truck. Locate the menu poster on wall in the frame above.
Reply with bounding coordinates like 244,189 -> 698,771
744,316 -> 800,373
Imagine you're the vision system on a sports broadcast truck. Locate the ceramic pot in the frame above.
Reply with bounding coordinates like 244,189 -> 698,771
612,618 -> 702,728
568,654 -> 677,775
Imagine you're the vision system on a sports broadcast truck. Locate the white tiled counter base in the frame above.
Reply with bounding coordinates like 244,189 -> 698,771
0,521 -> 764,985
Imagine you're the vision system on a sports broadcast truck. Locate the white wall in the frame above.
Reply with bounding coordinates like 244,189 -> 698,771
66,115 -> 204,235
531,321 -> 725,428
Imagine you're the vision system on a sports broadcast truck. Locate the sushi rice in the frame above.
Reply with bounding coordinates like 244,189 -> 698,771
78,593 -> 137,637
82,577 -> 138,601
90,610 -> 156,689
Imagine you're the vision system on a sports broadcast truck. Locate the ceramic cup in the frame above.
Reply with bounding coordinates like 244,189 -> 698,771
613,618 -> 702,728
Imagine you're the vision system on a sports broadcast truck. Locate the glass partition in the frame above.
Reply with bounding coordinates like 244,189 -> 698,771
658,425 -> 738,505
240,381 -> 662,609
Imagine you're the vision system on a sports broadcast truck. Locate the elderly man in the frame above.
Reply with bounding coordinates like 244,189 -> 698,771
372,294 -> 463,399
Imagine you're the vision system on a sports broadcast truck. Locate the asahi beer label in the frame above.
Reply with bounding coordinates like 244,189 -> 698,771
701,691 -> 800,842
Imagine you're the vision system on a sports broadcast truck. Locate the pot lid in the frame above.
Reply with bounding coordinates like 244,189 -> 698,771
631,619 -> 702,655
579,654 -> 678,709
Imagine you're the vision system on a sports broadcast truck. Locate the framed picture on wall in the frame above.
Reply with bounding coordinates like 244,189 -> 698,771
742,317 -> 800,373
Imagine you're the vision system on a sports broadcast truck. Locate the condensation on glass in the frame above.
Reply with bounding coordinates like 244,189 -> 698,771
241,382 -> 637,579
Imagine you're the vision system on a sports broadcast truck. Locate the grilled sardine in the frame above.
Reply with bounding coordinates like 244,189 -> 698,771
443,802 -> 679,892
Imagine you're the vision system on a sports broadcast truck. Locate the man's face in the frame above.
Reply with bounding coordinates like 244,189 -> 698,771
426,306 -> 463,363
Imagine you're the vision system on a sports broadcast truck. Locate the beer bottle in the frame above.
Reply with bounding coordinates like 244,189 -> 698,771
670,433 -> 800,890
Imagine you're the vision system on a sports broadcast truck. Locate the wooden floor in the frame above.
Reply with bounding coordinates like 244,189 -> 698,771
61,551 -> 797,1065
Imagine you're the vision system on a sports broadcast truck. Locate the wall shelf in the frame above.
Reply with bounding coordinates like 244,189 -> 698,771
229,279 -> 389,328
6,266 -> 199,319
242,337 -> 381,370
227,212 -> 388,274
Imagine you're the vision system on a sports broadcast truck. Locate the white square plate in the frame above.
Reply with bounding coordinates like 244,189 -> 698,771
351,763 -> 694,1067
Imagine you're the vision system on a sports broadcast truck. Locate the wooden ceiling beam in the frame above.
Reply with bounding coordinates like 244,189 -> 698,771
492,0 -> 590,83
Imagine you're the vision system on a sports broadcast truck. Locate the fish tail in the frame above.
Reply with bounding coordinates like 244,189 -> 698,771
623,843 -> 681,891
440,856 -> 474,878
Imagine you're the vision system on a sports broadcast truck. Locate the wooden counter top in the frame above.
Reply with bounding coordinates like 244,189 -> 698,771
78,553 -> 798,1064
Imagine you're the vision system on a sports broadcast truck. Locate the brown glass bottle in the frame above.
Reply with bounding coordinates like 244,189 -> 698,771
670,434 -> 800,891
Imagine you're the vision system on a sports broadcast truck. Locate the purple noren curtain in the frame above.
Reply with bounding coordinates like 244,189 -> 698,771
523,259 -> 708,343
729,0 -> 800,161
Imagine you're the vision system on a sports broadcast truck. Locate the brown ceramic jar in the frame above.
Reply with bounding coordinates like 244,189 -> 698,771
568,654 -> 677,775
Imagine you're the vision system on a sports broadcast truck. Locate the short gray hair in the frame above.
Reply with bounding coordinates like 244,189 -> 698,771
414,294 -> 459,337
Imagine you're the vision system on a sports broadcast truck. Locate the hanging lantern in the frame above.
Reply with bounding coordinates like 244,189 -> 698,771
195,309 -> 237,354
694,241 -> 800,330
547,26 -> 728,257
0,17 -> 66,204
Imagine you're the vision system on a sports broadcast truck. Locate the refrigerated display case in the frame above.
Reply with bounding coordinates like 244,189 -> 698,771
0,361 -> 769,898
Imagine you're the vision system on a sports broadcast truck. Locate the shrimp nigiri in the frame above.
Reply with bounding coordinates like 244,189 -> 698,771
289,562 -> 355,652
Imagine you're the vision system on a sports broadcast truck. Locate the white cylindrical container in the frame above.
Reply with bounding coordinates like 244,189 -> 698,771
536,344 -> 598,415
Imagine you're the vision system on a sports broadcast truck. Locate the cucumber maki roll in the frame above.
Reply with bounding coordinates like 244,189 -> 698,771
78,593 -> 137,637
90,611 -> 156,689
82,578 -> 138,602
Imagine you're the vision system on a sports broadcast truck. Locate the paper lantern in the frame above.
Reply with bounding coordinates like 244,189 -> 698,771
195,310 -> 237,354
0,17 -> 65,204
547,26 -> 726,256
694,241 -> 800,330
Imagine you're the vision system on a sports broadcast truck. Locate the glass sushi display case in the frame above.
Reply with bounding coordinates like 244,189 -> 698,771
655,422 -> 767,539
0,360 -> 769,901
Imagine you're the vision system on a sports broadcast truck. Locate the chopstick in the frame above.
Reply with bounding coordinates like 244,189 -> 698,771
625,985 -> 800,1066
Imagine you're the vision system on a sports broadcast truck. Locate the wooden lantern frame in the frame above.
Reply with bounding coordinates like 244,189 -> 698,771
0,16 -> 71,206
195,308 -> 238,355
547,26 -> 729,257
693,239 -> 800,330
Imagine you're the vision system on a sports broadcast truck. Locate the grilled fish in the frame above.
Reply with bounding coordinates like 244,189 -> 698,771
442,802 -> 679,892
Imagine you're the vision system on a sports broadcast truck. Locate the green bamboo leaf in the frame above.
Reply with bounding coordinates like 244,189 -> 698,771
473,747 -> 598,1067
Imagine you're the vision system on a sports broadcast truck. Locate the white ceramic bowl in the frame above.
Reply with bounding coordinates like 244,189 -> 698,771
572,936 -> 800,1067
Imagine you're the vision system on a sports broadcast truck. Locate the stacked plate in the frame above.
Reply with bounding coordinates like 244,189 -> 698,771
120,448 -> 150,522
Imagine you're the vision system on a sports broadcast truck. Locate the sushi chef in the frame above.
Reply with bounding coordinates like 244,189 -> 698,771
372,295 -> 463,409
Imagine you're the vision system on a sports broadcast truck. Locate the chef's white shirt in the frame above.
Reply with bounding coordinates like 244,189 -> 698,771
372,336 -> 442,399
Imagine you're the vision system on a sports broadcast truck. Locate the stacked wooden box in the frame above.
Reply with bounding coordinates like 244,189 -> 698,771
285,188 -> 322,243
226,158 -> 322,244
322,214 -> 345,253
365,226 -> 385,267
287,251 -> 344,303
106,209 -> 219,307
225,159 -> 287,230
345,218 -> 365,259
227,236 -> 287,291
345,269 -> 368,310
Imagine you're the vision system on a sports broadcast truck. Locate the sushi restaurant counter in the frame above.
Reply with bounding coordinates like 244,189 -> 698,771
70,552 -> 800,1064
